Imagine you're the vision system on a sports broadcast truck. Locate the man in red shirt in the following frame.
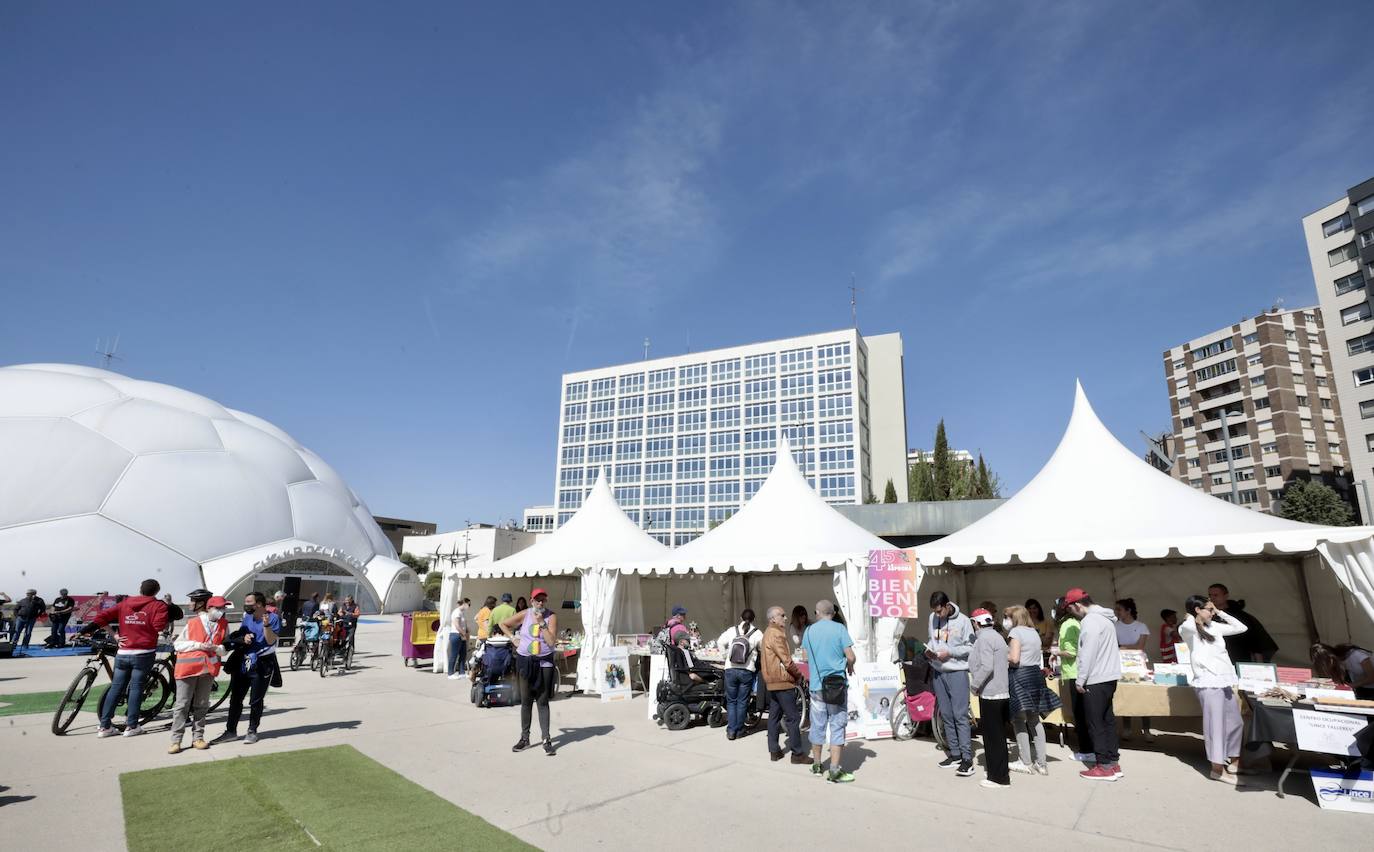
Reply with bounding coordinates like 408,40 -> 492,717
76,578 -> 170,737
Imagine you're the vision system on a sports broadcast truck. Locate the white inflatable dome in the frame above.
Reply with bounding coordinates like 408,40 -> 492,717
0,363 -> 422,613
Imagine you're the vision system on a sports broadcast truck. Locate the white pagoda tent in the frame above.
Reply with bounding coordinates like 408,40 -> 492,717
616,437 -> 905,663
913,383 -> 1374,660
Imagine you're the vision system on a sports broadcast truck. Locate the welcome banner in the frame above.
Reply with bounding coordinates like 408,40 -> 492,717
866,549 -> 919,618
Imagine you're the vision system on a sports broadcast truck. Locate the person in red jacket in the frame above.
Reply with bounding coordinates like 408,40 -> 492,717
76,578 -> 170,737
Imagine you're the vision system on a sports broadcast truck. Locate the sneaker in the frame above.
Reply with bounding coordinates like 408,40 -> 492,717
790,753 -> 814,765
168,743 -> 183,754
542,739 -> 556,756
810,763 -> 825,777
1034,763 -> 1049,776
96,727 -> 116,739
770,750 -> 786,762
1079,764 -> 1119,782
244,732 -> 259,745
980,779 -> 1008,789
956,761 -> 975,777
828,770 -> 856,783
937,755 -> 960,769
512,738 -> 530,753
212,730 -> 239,744
122,726 -> 145,737
1209,769 -> 1238,785
447,673 -> 462,680
1106,764 -> 1123,778
1142,732 -> 1157,743
1009,761 -> 1034,774
192,739 -> 209,750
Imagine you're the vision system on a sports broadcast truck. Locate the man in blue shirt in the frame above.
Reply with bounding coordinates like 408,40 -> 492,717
215,591 -> 280,745
800,600 -> 856,783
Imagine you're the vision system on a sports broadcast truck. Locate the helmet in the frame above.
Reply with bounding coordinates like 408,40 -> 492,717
187,588 -> 213,601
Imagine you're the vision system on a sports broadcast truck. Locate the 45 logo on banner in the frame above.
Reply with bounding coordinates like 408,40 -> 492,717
867,549 -> 920,618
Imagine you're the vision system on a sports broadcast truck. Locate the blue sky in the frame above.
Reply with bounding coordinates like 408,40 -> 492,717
3,2 -> 1372,529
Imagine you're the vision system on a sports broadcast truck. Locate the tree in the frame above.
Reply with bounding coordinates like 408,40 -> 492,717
932,420 -> 952,500
422,570 -> 443,601
976,455 -> 993,499
1275,479 -> 1356,526
883,478 -> 898,503
908,452 -> 935,501
399,552 -> 429,576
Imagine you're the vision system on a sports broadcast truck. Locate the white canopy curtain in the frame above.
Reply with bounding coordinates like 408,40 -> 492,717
912,382 -> 1374,653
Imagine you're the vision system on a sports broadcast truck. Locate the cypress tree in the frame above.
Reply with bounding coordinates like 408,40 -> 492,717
883,478 -> 898,503
976,455 -> 992,499
932,420 -> 952,500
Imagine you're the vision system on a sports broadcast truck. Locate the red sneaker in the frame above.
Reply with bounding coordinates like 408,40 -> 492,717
1079,764 -> 1119,782
1107,764 -> 1123,778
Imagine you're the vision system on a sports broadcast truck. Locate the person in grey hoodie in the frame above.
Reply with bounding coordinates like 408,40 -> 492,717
968,608 -> 1011,788
925,591 -> 975,775
1062,588 -> 1122,781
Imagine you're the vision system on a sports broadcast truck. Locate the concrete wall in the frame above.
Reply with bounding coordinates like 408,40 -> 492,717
863,332 -> 910,502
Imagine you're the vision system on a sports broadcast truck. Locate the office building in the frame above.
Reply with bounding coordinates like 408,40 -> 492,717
522,505 -> 555,534
1303,177 -> 1374,519
1162,307 -> 1352,514
553,329 -> 908,545
372,516 -> 437,555
907,447 -> 975,470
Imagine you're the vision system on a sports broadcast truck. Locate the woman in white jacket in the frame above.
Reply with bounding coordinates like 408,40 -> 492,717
1180,594 -> 1248,784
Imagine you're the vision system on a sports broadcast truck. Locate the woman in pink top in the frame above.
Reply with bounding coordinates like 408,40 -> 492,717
501,587 -> 558,756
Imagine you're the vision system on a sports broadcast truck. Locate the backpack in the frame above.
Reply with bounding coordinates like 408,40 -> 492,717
728,625 -> 757,666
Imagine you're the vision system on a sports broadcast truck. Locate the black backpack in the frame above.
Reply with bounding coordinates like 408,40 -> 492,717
728,625 -> 757,665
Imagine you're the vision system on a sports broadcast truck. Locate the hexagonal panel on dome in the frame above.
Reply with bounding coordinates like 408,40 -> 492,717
102,451 -> 294,563
288,480 -> 377,564
73,397 -> 225,455
213,418 -> 315,485
227,408 -> 302,450
0,514 -> 202,599
350,496 -> 396,558
0,368 -> 124,418
104,378 -> 233,421
297,448 -> 356,505
0,418 -> 133,529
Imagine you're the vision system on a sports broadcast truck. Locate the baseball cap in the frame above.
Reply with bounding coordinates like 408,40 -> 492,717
531,587 -> 548,600
970,608 -> 993,626
207,596 -> 230,608
671,605 -> 687,616
1062,588 -> 1089,606
500,593 -> 513,603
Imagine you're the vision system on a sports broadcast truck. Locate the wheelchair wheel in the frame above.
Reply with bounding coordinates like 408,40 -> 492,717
891,705 -> 916,741
663,703 -> 692,731
707,705 -> 727,728
470,681 -> 481,705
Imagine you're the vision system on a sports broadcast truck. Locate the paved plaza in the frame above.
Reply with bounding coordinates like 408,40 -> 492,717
1,617 -> 1368,850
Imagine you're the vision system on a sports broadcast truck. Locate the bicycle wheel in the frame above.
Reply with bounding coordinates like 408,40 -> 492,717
290,641 -> 307,672
137,669 -> 172,723
52,666 -> 97,736
319,645 -> 332,677
209,674 -> 231,712
344,642 -> 354,670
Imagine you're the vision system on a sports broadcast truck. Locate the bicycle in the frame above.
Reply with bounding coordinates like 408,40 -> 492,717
52,632 -> 171,735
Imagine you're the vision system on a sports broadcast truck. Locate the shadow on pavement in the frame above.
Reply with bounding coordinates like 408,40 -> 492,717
257,719 -> 361,740
0,785 -> 36,807
550,724 -> 615,749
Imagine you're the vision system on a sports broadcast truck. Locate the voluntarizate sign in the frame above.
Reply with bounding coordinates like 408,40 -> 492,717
866,549 -> 919,618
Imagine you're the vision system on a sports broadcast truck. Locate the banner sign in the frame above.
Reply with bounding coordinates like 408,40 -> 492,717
598,646 -> 632,703
867,549 -> 919,618
1294,708 -> 1365,757
846,661 -> 902,740
1310,768 -> 1374,814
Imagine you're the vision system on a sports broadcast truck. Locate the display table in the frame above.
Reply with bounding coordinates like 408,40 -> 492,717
1243,695 -> 1374,799
969,680 -> 1202,727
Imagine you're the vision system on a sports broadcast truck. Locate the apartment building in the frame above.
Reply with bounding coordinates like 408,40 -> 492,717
1162,307 -> 1352,513
1302,177 -> 1374,519
552,329 -> 908,546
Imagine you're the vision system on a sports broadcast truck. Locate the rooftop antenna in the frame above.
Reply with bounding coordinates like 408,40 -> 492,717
95,333 -> 122,369
643,337 -> 650,360
849,275 -> 859,330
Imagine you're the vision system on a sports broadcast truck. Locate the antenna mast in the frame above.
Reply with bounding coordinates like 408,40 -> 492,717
849,276 -> 858,330
643,337 -> 650,360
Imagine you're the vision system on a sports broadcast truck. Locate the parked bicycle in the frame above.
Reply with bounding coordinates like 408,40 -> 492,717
290,619 -> 322,671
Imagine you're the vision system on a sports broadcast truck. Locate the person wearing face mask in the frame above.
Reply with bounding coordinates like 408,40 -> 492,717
168,590 -> 229,754
215,591 -> 280,746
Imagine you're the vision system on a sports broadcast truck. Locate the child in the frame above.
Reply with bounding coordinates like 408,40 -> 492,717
1159,609 -> 1180,664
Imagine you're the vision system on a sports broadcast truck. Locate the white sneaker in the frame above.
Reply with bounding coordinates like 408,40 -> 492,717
447,673 -> 462,680
122,726 -> 145,737
1009,762 -> 1034,774
980,779 -> 1008,789
96,727 -> 116,738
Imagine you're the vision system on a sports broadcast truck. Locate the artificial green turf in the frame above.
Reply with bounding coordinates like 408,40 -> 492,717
0,691 -> 66,717
120,745 -> 535,852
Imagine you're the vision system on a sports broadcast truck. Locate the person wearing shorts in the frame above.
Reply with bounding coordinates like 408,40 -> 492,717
800,599 -> 856,783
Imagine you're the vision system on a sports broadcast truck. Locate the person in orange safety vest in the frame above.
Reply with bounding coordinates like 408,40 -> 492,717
168,589 -> 229,754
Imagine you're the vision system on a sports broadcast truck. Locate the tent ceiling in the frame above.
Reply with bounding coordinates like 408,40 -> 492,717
915,382 -> 1374,567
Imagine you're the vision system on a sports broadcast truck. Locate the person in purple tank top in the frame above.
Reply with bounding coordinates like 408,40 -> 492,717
500,587 -> 558,755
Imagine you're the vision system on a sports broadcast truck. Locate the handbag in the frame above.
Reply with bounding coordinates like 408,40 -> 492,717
821,673 -> 847,705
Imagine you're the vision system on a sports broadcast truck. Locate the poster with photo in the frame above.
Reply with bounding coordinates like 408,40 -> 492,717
846,661 -> 901,740
599,645 -> 632,702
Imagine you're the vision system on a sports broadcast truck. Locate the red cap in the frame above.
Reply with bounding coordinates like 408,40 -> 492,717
970,608 -> 993,625
208,596 -> 230,608
1062,588 -> 1089,606
531,587 -> 548,600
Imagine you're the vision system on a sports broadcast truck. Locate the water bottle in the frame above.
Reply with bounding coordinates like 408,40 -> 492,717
529,607 -> 543,656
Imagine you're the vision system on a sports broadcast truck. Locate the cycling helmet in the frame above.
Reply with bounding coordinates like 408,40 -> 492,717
187,588 -> 213,601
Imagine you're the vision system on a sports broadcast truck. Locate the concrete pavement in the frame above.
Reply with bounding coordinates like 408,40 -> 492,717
1,616 -> 1367,850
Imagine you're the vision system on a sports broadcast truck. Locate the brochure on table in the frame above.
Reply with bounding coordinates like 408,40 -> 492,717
1237,662 -> 1279,694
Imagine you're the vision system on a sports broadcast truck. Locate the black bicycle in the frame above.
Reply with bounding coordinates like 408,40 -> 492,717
53,632 -> 170,735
